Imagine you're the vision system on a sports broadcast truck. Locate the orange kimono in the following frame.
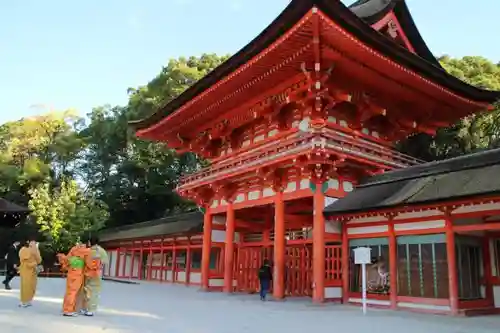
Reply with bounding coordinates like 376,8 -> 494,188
57,245 -> 90,315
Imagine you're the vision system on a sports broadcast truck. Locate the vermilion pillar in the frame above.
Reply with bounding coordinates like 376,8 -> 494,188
341,222 -> 349,304
312,183 -> 325,303
186,244 -> 192,285
388,222 -> 397,309
445,216 -> 459,315
115,248 -> 121,278
201,208 -> 212,290
223,201 -> 235,293
273,190 -> 286,299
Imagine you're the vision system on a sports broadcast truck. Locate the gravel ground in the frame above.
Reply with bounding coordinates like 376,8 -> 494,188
1,277 -> 500,333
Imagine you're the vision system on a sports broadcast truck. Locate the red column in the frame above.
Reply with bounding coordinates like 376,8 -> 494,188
147,247 -> 153,280
139,247 -> 144,280
159,247 -> 165,282
273,190 -> 286,300
172,244 -> 177,283
312,184 -> 325,303
130,250 -> 135,279
341,222 -> 349,304
388,222 -> 397,310
201,209 -> 213,290
224,201 -> 236,292
115,248 -> 121,278
186,244 -> 192,285
445,216 -> 459,315
121,249 -> 127,277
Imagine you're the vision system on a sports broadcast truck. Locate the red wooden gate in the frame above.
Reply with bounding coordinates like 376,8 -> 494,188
285,244 -> 313,296
234,246 -> 272,293
234,244 -> 342,296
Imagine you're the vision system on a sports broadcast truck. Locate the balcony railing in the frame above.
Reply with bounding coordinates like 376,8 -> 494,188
178,128 -> 422,190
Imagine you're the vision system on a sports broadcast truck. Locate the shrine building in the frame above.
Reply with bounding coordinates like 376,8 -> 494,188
102,0 -> 500,315
324,148 -> 500,315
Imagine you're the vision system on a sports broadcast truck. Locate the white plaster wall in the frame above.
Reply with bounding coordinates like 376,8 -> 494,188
349,216 -> 387,224
397,302 -> 450,312
108,250 -> 118,277
325,221 -> 341,234
177,272 -> 186,282
453,202 -> 500,214
212,230 -> 240,243
123,253 -> 131,277
190,272 -> 201,283
124,253 -> 141,278
394,220 -> 445,231
349,298 -> 390,306
347,225 -> 388,235
394,210 -> 442,220
494,286 -> 500,308
123,253 -> 141,278
209,278 -> 237,287
213,216 -> 226,224
325,287 -> 342,299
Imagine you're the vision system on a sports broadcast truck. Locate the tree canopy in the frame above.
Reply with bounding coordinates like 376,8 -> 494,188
397,56 -> 500,160
0,54 -> 498,254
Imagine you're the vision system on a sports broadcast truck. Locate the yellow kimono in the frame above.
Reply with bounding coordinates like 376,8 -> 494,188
19,245 -> 42,305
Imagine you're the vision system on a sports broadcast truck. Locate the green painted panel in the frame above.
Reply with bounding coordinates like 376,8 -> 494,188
309,182 -> 328,194
349,237 -> 388,247
397,234 -> 445,245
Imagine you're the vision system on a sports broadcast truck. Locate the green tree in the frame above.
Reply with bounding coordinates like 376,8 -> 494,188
79,54 -> 229,228
0,110 -> 105,256
0,110 -> 86,201
398,56 -> 500,160
28,179 -> 108,254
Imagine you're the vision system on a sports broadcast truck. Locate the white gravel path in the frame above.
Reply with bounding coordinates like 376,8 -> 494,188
1,277 -> 500,333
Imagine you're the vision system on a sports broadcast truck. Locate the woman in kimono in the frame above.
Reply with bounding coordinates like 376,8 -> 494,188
57,242 -> 90,316
81,235 -> 108,316
18,237 -> 42,307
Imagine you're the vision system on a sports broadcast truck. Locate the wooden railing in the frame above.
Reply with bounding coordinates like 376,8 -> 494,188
177,127 -> 422,189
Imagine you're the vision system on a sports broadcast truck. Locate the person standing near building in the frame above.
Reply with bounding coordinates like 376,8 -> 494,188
3,241 -> 20,290
57,241 -> 90,317
18,238 -> 42,307
258,259 -> 273,301
81,235 -> 108,316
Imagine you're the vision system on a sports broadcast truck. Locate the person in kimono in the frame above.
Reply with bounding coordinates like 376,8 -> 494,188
57,241 -> 90,316
80,235 -> 108,316
18,237 -> 42,307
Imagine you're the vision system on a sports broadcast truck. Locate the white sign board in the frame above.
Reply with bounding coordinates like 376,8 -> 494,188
353,247 -> 372,315
353,247 -> 372,265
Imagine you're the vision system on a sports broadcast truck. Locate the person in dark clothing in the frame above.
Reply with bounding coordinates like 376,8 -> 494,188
258,259 -> 272,301
3,241 -> 21,290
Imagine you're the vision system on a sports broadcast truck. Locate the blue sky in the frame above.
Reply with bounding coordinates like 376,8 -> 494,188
0,0 -> 498,124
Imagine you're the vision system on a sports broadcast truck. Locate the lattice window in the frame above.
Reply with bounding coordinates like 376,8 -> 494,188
325,245 -> 342,282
